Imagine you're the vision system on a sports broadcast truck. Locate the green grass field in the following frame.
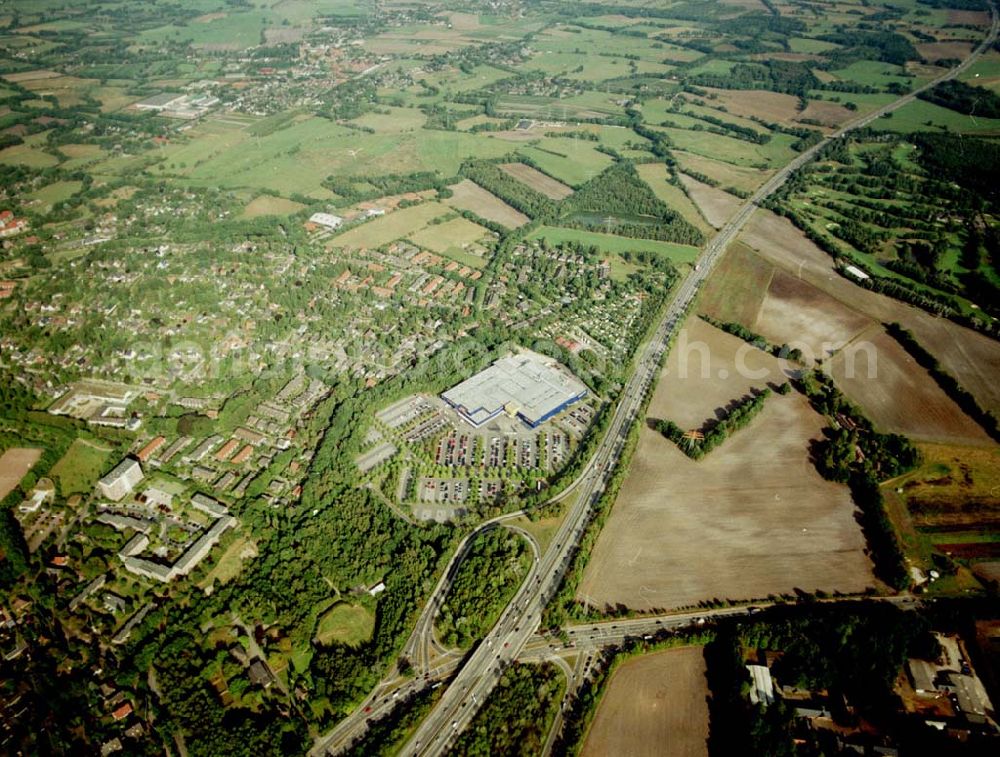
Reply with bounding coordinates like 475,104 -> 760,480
0,141 -> 59,168
331,202 -> 452,248
653,125 -> 796,168
313,602 -> 374,646
831,60 -> 911,89
49,439 -> 112,496
349,105 -> 427,133
150,116 -> 512,195
408,216 -> 489,255
788,37 -> 840,54
511,137 -> 614,187
28,180 -> 82,208
876,99 -> 1000,134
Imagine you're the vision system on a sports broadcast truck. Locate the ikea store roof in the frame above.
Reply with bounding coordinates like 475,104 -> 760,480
442,351 -> 587,427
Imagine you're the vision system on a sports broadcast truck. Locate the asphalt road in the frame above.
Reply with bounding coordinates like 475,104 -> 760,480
313,8 -> 998,754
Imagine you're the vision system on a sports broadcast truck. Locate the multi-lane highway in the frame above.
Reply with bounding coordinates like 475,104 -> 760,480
312,7 -> 998,755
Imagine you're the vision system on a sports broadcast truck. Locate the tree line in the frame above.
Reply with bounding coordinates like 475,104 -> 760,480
797,371 -> 917,589
652,388 -> 773,460
885,322 -> 1000,442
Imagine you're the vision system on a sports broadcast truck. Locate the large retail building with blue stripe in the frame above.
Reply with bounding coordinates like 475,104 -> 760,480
441,351 -> 588,429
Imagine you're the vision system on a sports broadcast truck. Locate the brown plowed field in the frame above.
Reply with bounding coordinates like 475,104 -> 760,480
655,318 -> 789,429
739,210 -> 1000,417
755,270 -> 874,362
578,320 -> 874,612
499,162 -> 573,200
582,646 -> 709,757
0,448 -> 41,499
827,328 -> 992,446
678,173 -> 742,229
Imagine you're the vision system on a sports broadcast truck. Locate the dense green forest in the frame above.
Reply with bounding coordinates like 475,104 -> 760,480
561,162 -> 705,245
918,79 -> 1000,119
447,662 -> 563,756
435,527 -> 531,648
691,60 -> 819,96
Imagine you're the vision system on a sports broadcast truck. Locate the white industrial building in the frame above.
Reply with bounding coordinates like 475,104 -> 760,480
747,664 -> 776,706
309,212 -> 344,230
441,350 -> 587,428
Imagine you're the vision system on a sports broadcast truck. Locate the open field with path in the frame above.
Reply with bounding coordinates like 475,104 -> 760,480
582,646 -> 709,757
678,173 -> 742,229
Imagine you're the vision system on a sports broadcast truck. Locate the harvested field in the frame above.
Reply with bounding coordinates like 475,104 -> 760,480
916,41 -> 974,62
582,646 -> 709,757
0,448 -> 42,499
739,210 -> 1000,416
658,318 -> 789,430
713,246 -> 770,320
678,173 -> 742,228
241,195 -> 305,219
444,179 -> 529,229
797,99 -> 856,127
579,323 -> 873,612
973,562 -> 1000,585
499,162 -> 573,200
947,10 -> 991,25
675,152 -> 771,194
755,270 -> 875,361
1,69 -> 61,83
827,329 -> 992,445
700,87 -> 802,125
697,243 -> 773,325
936,543 -> 1000,559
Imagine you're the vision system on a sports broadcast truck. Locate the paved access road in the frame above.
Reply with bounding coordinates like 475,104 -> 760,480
313,7 -> 998,755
